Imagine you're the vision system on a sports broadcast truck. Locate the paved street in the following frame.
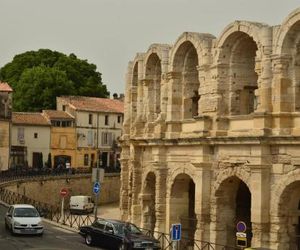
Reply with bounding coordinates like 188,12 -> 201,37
0,204 -> 103,250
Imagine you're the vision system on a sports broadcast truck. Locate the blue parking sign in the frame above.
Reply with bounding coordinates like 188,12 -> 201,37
171,223 -> 181,241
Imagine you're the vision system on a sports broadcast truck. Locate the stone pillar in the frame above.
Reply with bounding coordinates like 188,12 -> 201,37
255,26 -> 273,113
154,166 -> 168,233
119,146 -> 130,221
272,55 -> 292,113
123,62 -> 133,137
165,71 -> 182,139
130,146 -> 142,226
192,163 -> 212,243
250,164 -> 270,248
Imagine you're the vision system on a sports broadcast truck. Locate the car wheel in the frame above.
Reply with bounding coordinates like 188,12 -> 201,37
85,234 -> 93,246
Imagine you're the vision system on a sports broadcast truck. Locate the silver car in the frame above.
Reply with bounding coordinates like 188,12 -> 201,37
5,204 -> 44,235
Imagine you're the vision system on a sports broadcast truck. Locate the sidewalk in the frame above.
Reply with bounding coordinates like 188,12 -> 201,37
97,202 -> 120,220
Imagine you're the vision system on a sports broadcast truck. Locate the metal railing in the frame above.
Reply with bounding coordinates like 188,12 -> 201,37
0,188 -> 239,250
0,167 -> 92,182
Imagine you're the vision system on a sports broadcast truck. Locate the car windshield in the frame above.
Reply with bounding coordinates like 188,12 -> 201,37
13,207 -> 39,218
114,222 -> 142,235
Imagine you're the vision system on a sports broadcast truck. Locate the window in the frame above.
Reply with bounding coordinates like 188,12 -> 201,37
34,133 -> 38,139
17,127 -> 25,143
84,154 -> 89,166
105,223 -> 114,233
87,131 -> 93,146
101,132 -> 112,146
93,220 -> 106,230
117,115 -> 122,124
89,114 -> 93,125
62,105 -> 66,111
105,115 -> 109,125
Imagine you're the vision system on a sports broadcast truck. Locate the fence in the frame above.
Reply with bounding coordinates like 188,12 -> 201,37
0,188 -> 239,250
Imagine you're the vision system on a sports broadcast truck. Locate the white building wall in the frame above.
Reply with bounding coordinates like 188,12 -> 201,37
11,125 -> 50,167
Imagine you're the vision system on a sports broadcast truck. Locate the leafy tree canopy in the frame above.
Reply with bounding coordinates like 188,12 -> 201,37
0,49 -> 109,111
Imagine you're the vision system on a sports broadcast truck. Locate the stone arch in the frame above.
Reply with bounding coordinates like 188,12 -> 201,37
144,52 -> 162,122
141,170 -> 156,231
213,175 -> 252,248
130,62 -> 138,124
274,9 -> 300,111
170,35 -> 201,119
216,21 -> 265,115
271,169 -> 300,250
167,166 -> 197,245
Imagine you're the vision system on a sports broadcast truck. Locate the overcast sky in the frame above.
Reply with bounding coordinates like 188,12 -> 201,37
0,0 -> 299,96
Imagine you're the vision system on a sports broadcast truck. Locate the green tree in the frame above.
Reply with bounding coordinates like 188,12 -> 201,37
0,49 -> 109,111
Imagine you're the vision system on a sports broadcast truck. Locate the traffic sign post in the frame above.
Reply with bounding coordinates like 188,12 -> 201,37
60,188 -> 68,224
170,223 -> 181,250
236,221 -> 247,248
93,156 -> 102,220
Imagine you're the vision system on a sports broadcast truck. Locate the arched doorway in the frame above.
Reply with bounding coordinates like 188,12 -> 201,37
277,181 -> 300,250
169,173 -> 196,243
173,41 -> 200,119
219,31 -> 258,115
281,20 -> 300,112
141,172 -> 156,231
215,176 -> 252,247
145,53 -> 162,122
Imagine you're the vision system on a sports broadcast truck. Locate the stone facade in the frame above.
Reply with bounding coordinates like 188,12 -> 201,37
120,8 -> 300,250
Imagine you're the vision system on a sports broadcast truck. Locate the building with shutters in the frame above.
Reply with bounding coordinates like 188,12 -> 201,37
11,112 -> 51,169
57,96 -> 124,170
0,82 -> 12,171
120,8 -> 300,250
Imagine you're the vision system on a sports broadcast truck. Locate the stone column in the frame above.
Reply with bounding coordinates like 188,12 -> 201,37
119,146 -> 130,221
192,162 -> 212,243
130,146 -> 142,226
250,164 -> 270,248
255,26 -> 273,113
165,71 -> 182,139
154,166 -> 168,233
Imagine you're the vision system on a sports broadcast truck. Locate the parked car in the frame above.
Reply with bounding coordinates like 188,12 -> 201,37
79,218 -> 161,250
70,195 -> 94,214
4,204 -> 44,235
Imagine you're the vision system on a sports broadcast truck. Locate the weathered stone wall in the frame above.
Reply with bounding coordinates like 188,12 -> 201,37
2,174 -> 120,206
121,8 -> 300,250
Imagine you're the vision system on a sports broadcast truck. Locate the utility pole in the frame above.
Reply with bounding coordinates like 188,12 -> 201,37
93,157 -> 100,220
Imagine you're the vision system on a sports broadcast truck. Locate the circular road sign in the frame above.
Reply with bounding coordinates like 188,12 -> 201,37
236,221 -> 247,233
60,188 -> 69,197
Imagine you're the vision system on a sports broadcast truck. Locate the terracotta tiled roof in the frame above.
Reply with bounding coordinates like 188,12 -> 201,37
12,112 -> 50,126
59,96 -> 124,113
43,110 -> 74,120
0,82 -> 13,92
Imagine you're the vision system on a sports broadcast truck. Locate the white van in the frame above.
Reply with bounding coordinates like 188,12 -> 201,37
70,196 -> 94,214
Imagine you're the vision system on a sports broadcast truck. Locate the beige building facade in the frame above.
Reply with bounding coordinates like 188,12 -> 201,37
0,82 -> 12,171
11,113 -> 51,168
120,8 -> 300,250
57,96 -> 124,169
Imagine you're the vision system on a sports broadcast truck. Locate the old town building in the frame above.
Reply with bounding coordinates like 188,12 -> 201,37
0,82 -> 12,171
120,8 -> 300,250
57,96 -> 124,170
11,112 -> 51,168
42,110 -> 76,168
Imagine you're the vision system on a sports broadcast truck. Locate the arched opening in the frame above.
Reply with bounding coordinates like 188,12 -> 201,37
145,53 -> 162,121
277,181 -> 300,249
141,172 -> 156,231
215,176 -> 252,247
169,173 -> 196,244
281,20 -> 300,111
173,41 -> 200,119
131,63 -> 138,122
219,31 -> 258,115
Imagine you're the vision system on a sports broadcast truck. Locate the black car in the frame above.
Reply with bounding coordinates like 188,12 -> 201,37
79,218 -> 161,250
